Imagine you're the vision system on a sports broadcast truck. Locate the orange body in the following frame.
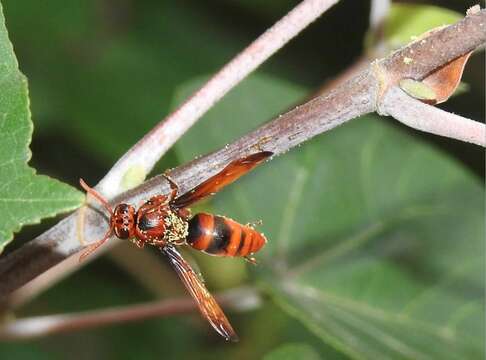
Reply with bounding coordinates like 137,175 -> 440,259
186,213 -> 266,257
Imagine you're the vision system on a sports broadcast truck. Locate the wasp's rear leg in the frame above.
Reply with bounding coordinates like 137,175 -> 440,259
246,219 -> 263,229
244,255 -> 258,265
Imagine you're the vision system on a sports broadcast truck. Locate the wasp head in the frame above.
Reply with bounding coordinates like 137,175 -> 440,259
111,203 -> 136,239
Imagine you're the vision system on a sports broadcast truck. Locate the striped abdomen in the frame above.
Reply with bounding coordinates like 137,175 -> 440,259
186,213 -> 266,257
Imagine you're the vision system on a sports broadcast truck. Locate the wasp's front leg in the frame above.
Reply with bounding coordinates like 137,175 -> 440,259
162,172 -> 180,201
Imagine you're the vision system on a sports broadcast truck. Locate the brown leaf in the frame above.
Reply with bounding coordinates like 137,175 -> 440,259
422,51 -> 472,104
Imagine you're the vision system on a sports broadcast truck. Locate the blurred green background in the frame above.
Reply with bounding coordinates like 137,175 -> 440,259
0,1 -> 484,359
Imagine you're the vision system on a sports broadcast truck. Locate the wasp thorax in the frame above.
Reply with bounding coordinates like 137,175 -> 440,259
163,210 -> 189,244
111,203 -> 136,239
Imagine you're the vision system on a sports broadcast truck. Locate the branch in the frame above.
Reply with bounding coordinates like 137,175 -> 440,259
0,8 -> 484,304
380,86 -> 485,147
0,286 -> 260,340
96,0 -> 340,199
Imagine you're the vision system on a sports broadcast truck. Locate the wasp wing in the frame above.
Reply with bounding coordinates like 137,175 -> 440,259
161,245 -> 238,342
172,151 -> 272,209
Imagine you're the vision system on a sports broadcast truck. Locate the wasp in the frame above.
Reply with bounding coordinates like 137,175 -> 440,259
79,152 -> 272,341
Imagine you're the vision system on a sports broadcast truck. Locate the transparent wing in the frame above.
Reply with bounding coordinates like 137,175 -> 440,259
161,245 -> 238,341
172,151 -> 272,209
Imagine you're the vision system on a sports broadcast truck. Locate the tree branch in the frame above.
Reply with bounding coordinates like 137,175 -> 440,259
0,286 -> 260,340
380,86 -> 485,146
0,7 -> 484,306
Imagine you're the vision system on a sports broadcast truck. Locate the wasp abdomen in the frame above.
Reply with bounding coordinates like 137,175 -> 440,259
187,213 -> 266,257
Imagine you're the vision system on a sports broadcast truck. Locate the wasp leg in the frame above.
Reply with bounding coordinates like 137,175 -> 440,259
150,239 -> 167,248
162,172 -> 179,200
244,256 -> 258,265
132,239 -> 145,249
176,207 -> 192,221
172,238 -> 186,246
246,220 -> 263,229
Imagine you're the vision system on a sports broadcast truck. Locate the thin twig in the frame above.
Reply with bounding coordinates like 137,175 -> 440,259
0,286 -> 260,341
0,8 -> 484,305
96,0 -> 340,199
380,86 -> 485,147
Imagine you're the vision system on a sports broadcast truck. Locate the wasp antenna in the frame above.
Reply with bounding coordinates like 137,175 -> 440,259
79,227 -> 114,262
79,178 -> 114,214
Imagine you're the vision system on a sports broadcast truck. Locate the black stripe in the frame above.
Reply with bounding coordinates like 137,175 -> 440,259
206,216 -> 231,254
186,214 -> 204,245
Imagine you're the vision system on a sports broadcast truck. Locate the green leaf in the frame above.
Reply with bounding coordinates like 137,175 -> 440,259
399,79 -> 437,101
384,4 -> 463,50
264,343 -> 321,360
174,74 -> 484,359
0,3 -> 83,251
